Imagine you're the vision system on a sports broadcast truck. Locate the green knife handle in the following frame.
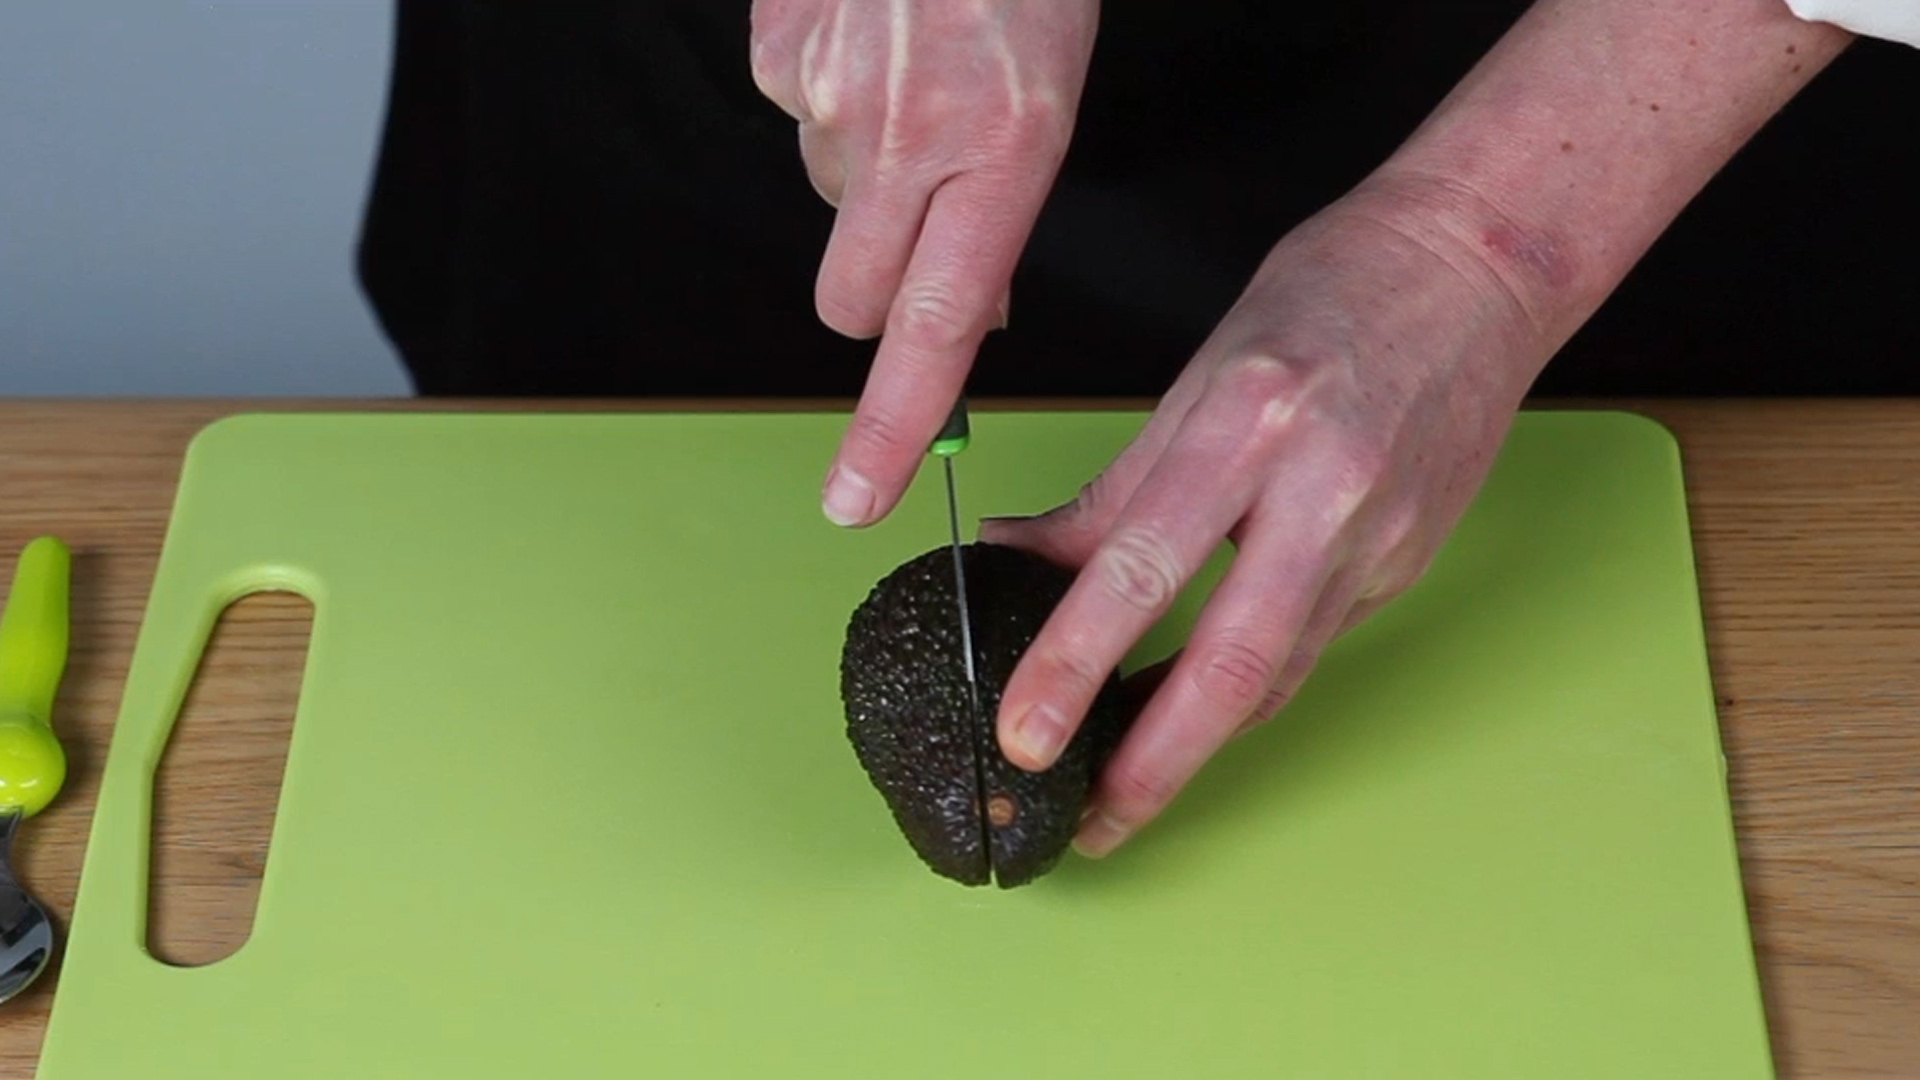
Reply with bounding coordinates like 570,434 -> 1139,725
931,398 -> 970,457
0,536 -> 71,816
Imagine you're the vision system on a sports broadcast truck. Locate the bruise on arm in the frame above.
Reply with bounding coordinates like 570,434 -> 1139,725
1363,0 -> 1853,351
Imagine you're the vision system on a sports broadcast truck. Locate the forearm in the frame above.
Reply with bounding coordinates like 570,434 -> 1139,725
1359,0 -> 1852,360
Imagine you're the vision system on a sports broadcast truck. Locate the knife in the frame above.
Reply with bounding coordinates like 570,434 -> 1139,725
929,398 -> 993,874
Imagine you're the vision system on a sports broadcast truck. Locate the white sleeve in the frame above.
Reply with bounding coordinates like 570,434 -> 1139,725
1783,0 -> 1920,46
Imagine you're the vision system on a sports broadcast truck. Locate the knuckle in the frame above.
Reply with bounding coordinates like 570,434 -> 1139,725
750,57 -> 780,101
1002,109 -> 1058,155
1253,683 -> 1294,721
1011,86 -> 1074,147
1096,528 -> 1184,614
1106,765 -> 1179,819
1037,642 -> 1111,700
805,168 -> 846,210
920,88 -> 962,128
1377,502 -> 1423,554
799,79 -> 841,125
892,282 -> 976,353
1211,354 -> 1316,459
1023,85 -> 1067,124
1193,638 -> 1280,713
1369,552 -> 1430,600
1323,441 -> 1395,519
844,406 -> 915,459
1400,550 -> 1439,587
816,287 -> 882,340
1217,353 -> 1308,414
1281,642 -> 1325,689
748,35 -> 779,90
1339,439 -> 1395,485
749,48 -> 804,119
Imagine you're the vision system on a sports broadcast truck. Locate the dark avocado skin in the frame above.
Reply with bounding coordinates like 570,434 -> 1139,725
841,541 -> 1133,888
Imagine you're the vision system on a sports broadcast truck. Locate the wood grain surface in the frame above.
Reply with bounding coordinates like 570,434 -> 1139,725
0,398 -> 1914,1078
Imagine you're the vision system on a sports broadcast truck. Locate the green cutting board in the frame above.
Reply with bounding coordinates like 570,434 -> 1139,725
40,409 -> 1770,1078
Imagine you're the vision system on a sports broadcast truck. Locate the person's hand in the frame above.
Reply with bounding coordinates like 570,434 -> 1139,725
749,0 -> 1100,526
981,176 -> 1562,858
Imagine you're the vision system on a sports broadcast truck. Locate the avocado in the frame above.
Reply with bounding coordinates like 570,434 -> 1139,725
840,542 -> 1133,887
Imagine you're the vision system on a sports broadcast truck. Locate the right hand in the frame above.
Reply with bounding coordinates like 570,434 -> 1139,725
748,0 -> 1101,528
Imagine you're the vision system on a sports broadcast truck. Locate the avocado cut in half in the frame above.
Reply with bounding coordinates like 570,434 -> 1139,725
840,542 -> 1134,888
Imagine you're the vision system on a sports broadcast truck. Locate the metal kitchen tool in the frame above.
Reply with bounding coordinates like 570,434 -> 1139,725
929,399 -> 977,707
928,398 -> 991,867
0,535 -> 73,1004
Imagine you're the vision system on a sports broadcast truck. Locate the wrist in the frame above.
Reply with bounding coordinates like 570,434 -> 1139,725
1212,179 -> 1563,433
1309,175 -> 1569,403
1354,0 -> 1851,352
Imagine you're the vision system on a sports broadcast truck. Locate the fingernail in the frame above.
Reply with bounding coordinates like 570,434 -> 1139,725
1073,811 -> 1131,858
1007,703 -> 1067,769
822,466 -> 875,527
996,292 -> 1011,330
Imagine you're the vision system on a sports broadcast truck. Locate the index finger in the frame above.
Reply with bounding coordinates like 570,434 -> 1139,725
821,170 -> 1047,528
989,373 -> 1302,771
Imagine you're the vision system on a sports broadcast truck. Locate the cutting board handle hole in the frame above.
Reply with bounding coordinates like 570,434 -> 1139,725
147,589 -> 313,968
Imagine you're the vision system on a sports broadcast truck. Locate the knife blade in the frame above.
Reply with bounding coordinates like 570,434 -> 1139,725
929,398 -> 992,879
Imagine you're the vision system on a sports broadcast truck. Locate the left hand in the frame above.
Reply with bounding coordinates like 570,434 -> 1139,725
980,176 -> 1559,858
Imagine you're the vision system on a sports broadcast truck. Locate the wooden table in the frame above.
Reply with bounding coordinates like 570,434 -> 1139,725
0,398 -> 1914,1077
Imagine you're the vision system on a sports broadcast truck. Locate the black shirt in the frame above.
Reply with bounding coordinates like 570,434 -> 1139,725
355,1 -> 1920,398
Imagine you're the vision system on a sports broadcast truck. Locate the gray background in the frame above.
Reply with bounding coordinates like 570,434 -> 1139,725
0,2 -> 410,396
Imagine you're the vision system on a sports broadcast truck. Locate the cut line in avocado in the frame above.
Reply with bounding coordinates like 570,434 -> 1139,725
840,542 -> 1134,888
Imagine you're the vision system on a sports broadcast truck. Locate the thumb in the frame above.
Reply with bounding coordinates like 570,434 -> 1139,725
977,410 -> 1183,567
978,374 -> 1205,564
978,472 -> 1121,570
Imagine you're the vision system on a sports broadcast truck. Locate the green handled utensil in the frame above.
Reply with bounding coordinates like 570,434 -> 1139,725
929,398 -> 977,707
928,399 -> 995,874
928,399 -> 976,704
930,397 -> 971,458
0,535 -> 72,1004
